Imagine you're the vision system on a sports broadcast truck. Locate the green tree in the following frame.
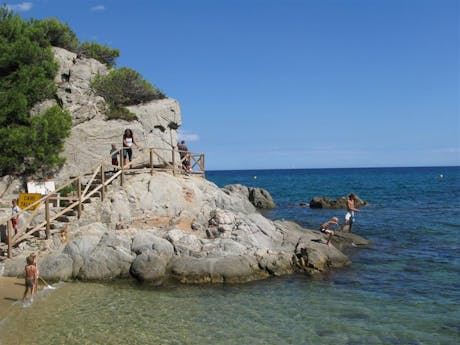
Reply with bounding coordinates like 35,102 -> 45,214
26,106 -> 72,175
0,6 -> 69,176
0,106 -> 72,176
0,124 -> 33,175
27,17 -> 79,50
78,41 -> 119,68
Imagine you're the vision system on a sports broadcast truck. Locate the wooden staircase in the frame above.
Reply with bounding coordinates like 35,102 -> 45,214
1,147 -> 205,258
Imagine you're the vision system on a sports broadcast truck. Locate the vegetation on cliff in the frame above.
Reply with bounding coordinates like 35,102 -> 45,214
0,6 -> 164,175
91,67 -> 166,121
0,6 -> 72,176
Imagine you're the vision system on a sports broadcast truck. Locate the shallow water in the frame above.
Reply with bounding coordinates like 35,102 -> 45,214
1,167 -> 459,345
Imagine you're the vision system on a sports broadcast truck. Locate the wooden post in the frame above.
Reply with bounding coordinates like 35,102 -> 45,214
100,164 -> 105,201
77,177 -> 82,219
200,154 -> 205,177
7,220 -> 12,259
150,148 -> 154,175
120,149 -> 124,186
45,198 -> 50,239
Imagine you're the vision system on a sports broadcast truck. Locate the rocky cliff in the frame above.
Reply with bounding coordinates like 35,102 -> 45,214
49,47 -> 181,182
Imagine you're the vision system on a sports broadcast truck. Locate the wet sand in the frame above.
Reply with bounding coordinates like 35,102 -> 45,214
0,277 -> 25,320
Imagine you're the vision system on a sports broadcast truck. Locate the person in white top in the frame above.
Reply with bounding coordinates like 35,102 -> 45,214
122,129 -> 138,164
11,199 -> 20,235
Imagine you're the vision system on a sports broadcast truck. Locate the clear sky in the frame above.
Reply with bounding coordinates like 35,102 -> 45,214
8,0 -> 460,170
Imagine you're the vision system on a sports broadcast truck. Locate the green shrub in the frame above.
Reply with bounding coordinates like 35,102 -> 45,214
91,67 -> 165,107
27,17 -> 79,51
78,41 -> 119,68
106,106 -> 138,121
0,6 -> 166,176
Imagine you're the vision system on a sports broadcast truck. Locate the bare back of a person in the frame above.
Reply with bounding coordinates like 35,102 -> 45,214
347,199 -> 355,211
25,265 -> 36,280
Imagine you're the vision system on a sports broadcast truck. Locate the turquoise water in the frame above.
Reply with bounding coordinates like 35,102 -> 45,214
1,167 -> 459,344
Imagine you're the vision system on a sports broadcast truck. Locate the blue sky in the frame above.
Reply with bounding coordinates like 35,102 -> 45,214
8,0 -> 460,170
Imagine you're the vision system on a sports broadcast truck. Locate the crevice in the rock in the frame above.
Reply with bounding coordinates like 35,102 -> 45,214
154,125 -> 165,132
168,121 -> 179,130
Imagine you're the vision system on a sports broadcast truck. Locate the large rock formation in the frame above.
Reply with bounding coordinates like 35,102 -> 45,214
30,47 -> 183,182
0,173 -> 370,284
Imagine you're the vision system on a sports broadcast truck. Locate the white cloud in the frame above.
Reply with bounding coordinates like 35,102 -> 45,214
178,131 -> 200,142
6,2 -> 33,11
91,5 -> 106,12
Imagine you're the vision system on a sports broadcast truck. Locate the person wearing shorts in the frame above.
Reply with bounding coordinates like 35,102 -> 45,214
340,193 -> 360,233
23,255 -> 38,302
122,129 -> 138,164
320,216 -> 339,247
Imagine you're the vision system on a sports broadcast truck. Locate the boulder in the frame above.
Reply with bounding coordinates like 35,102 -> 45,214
169,255 -> 267,284
130,252 -> 169,285
131,231 -> 174,256
77,232 -> 134,280
309,195 -> 367,209
249,187 -> 276,209
223,184 -> 276,209
39,253 -> 74,281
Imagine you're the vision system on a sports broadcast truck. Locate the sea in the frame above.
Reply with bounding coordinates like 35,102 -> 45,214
0,166 -> 458,345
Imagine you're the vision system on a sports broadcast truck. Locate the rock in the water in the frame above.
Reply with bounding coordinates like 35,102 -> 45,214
223,184 -> 276,209
249,187 -> 276,209
309,195 -> 367,209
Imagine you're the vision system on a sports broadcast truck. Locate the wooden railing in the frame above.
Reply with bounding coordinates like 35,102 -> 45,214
1,146 -> 205,258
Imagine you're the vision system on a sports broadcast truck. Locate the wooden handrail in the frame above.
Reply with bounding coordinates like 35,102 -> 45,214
3,146 -> 205,257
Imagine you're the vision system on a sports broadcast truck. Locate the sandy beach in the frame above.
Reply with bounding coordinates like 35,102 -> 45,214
0,277 -> 25,320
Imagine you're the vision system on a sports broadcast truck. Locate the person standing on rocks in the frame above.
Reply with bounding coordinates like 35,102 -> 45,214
11,199 -> 20,235
320,216 -> 339,247
122,129 -> 138,166
340,193 -> 360,233
177,140 -> 190,172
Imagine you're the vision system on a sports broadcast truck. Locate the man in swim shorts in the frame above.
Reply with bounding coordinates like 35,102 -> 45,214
340,193 -> 360,233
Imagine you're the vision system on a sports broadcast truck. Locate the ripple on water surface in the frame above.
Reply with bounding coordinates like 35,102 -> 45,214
1,276 -> 458,345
